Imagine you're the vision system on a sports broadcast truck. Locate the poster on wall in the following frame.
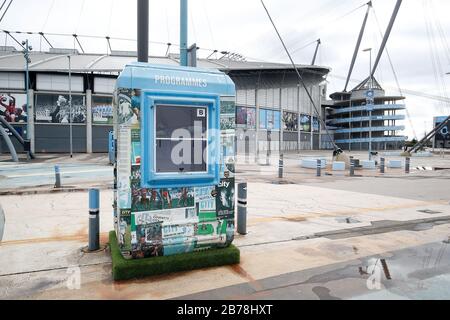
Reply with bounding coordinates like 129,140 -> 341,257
259,109 -> 267,129
283,111 -> 298,131
35,94 -> 86,123
92,96 -> 113,124
236,106 -> 256,129
236,106 -> 247,126
215,178 -> 235,219
312,116 -> 320,132
132,187 -> 195,212
300,114 -> 311,132
220,100 -> 235,131
246,108 -> 256,128
0,93 -> 28,122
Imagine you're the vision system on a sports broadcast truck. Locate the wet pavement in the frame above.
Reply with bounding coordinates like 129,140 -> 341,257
1,151 -> 450,299
178,241 -> 450,300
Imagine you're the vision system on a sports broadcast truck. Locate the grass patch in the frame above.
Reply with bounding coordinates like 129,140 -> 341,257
109,231 -> 240,281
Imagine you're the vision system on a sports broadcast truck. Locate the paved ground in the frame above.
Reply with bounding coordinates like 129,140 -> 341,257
1,150 -> 450,299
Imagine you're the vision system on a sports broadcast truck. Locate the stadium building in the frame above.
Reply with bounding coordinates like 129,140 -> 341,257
0,47 -> 331,156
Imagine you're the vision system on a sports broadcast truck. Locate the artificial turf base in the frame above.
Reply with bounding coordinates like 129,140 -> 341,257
109,231 -> 240,281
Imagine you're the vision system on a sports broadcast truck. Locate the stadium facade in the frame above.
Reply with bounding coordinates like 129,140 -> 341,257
0,47 -> 331,155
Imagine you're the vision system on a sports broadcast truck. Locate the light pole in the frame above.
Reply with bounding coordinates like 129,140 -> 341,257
22,40 -> 32,160
363,48 -> 373,160
68,55 -> 73,158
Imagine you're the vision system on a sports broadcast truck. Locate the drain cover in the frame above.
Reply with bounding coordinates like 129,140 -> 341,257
336,217 -> 361,224
417,209 -> 442,214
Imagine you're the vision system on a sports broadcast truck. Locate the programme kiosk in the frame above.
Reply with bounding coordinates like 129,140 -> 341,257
113,62 -> 236,259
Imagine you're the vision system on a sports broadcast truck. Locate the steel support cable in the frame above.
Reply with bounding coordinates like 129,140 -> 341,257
260,0 -> 340,151
275,1 -> 369,60
0,0 -> 7,13
423,0 -> 450,115
430,0 -> 450,65
0,0 -> 12,23
41,0 -> 55,31
371,5 -> 418,139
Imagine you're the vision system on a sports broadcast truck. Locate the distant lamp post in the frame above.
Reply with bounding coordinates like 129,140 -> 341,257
68,55 -> 73,158
363,48 -> 374,160
21,40 -> 32,160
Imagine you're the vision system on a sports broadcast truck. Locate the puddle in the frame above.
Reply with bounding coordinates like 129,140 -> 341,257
336,217 -> 361,224
417,209 -> 442,214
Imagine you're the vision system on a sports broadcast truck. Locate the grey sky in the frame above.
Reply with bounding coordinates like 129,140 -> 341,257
2,0 -> 450,140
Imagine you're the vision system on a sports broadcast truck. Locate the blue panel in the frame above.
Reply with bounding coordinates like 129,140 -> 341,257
116,62 -> 235,96
273,111 -> 281,131
259,109 -> 267,129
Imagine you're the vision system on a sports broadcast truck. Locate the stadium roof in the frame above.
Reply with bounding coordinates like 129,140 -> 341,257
0,48 -> 331,75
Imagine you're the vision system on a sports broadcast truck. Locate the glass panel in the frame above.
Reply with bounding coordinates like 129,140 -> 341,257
155,139 -> 207,173
156,105 -> 207,138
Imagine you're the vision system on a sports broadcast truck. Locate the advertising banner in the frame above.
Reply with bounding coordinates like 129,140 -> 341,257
300,114 -> 311,132
35,94 -> 86,123
92,96 -> 113,124
283,111 -> 298,131
0,93 -> 27,123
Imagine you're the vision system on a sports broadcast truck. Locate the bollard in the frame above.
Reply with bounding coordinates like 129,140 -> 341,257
237,183 -> 247,235
405,157 -> 410,174
245,136 -> 250,164
88,188 -> 100,251
278,154 -> 284,178
316,159 -> 321,177
380,157 -> 385,174
54,165 -> 61,188
350,159 -> 355,177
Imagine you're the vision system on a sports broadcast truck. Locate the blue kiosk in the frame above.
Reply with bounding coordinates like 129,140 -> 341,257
113,62 -> 236,259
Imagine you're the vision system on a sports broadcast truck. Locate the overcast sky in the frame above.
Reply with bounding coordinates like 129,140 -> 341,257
2,0 -> 450,140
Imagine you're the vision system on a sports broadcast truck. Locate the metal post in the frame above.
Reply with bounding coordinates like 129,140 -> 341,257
237,183 -> 247,235
137,0 -> 149,63
0,204 -> 4,242
68,55 -> 73,158
266,130 -> 271,165
180,0 -> 188,66
380,157 -> 385,173
278,153 -> 284,178
316,159 -> 321,177
24,39 -> 31,160
88,188 -> 100,251
54,165 -> 61,188
350,158 -> 355,177
369,109 -> 372,160
405,157 -> 410,174
245,134 -> 249,164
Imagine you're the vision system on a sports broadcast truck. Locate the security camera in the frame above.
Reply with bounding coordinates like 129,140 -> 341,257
29,46 -> 32,51
21,41 -> 25,45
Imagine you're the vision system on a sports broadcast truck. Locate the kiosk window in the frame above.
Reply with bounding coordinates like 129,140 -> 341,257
155,105 -> 207,173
